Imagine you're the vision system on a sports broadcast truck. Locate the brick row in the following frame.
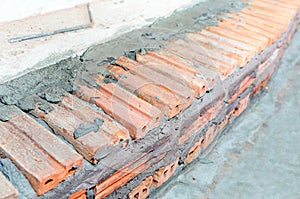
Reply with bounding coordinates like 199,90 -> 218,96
112,56 -> 194,117
0,106 -> 83,195
29,94 -> 130,164
94,153 -> 166,198
76,76 -> 162,139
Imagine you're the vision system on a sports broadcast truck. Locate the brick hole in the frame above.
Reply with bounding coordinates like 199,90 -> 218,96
175,105 -> 179,110
163,169 -> 169,177
170,163 -> 175,172
134,192 -> 139,199
68,167 -> 77,175
201,139 -> 205,144
153,179 -> 159,184
142,126 -> 146,132
142,188 -> 147,193
189,145 -> 199,156
186,96 -> 191,100
156,117 -> 160,122
45,179 -> 53,185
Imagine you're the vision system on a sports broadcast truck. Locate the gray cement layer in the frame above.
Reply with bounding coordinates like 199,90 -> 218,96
151,28 -> 300,199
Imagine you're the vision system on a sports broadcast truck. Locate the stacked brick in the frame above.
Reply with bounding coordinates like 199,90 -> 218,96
0,0 -> 299,198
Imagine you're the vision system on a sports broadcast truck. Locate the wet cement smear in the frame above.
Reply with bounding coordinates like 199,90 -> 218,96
152,29 -> 300,199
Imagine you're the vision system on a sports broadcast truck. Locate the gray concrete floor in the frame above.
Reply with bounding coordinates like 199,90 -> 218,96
151,29 -> 300,199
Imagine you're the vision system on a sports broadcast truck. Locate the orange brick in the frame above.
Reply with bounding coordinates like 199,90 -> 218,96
95,153 -> 166,199
30,94 -> 130,164
193,31 -> 254,67
218,18 -> 274,45
206,26 -> 265,53
228,13 -> 282,40
153,157 -> 179,187
0,106 -> 83,195
69,190 -> 87,199
186,33 -> 239,67
232,12 -> 286,35
127,176 -> 153,199
141,51 -> 217,90
200,125 -> 217,149
77,80 -> 162,139
136,51 -> 210,98
0,172 -> 18,199
184,136 -> 204,165
178,100 -> 222,145
165,39 -> 234,79
234,94 -> 251,117
199,29 -> 257,54
241,9 -> 289,30
113,56 -> 194,117
250,0 -> 298,18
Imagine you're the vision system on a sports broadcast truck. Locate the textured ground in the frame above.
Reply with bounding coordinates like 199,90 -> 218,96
151,28 -> 300,199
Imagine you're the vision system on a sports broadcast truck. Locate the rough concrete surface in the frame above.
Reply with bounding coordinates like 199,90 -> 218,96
151,28 -> 300,199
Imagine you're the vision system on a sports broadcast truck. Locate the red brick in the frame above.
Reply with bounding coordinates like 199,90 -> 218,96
0,106 -> 83,195
69,190 -> 87,199
227,13 -> 283,40
178,100 -> 222,145
153,157 -> 179,187
95,153 -> 166,199
186,33 -> 239,67
31,94 -> 130,163
234,94 -> 251,117
199,29 -> 257,55
0,172 -> 18,199
205,26 -> 265,53
140,50 -> 217,90
184,137 -> 204,165
232,13 -> 286,35
113,56 -> 194,117
218,18 -> 274,45
200,124 -> 217,149
240,9 -> 289,30
193,31 -> 254,67
165,39 -> 234,79
250,0 -> 298,18
127,176 -> 153,199
77,77 -> 162,138
136,51 -> 209,98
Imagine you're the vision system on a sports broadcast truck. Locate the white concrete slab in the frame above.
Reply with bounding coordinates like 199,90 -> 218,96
0,0 -> 204,84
